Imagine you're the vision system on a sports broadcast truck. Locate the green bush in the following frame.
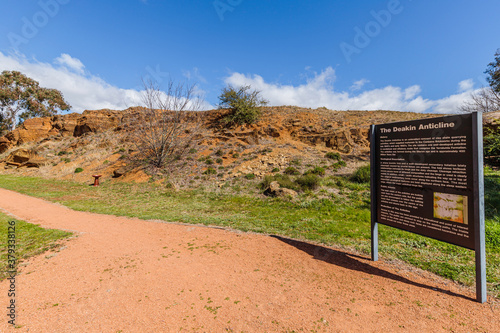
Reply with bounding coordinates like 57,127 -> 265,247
325,152 -> 341,161
215,149 -> 224,156
284,166 -> 300,175
216,158 -> 223,164
218,85 -> 268,126
203,167 -> 217,175
484,127 -> 500,165
205,158 -> 214,165
304,166 -> 325,176
74,167 -> 83,173
245,173 -> 256,180
260,174 -> 300,192
351,164 -> 371,183
232,152 -> 240,158
271,167 -> 279,173
331,160 -> 347,171
295,174 -> 321,191
188,148 -> 197,154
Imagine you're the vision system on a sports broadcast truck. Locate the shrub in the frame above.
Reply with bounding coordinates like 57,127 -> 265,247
304,166 -> 325,176
205,158 -> 214,165
331,160 -> 347,171
484,127 -> 500,165
57,151 -> 68,156
232,152 -> 240,158
295,174 -> 320,191
290,158 -> 301,166
245,173 -> 256,180
284,166 -> 300,175
215,149 -> 224,156
216,158 -> 223,164
62,158 -> 71,163
271,167 -> 279,173
203,167 -> 217,175
260,174 -> 300,192
325,152 -> 341,161
218,85 -> 268,126
189,148 -> 197,154
351,164 -> 371,183
74,167 -> 83,173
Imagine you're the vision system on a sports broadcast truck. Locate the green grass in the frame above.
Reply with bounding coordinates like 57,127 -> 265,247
0,212 -> 73,280
0,171 -> 499,297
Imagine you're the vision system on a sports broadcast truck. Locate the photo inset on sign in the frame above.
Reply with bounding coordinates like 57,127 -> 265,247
433,192 -> 468,224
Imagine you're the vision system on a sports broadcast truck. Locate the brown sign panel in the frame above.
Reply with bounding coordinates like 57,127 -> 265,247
373,114 -> 476,249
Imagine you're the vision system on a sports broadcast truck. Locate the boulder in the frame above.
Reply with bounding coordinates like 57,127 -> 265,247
263,181 -> 298,198
5,148 -> 34,164
0,137 -> 11,154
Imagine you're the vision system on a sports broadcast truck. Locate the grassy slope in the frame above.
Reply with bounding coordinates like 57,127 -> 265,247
0,171 -> 498,298
0,212 -> 73,280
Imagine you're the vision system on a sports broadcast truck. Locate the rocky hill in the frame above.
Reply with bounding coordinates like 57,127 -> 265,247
0,106 -> 496,192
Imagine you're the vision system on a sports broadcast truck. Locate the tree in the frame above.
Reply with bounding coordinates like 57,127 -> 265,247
0,71 -> 71,131
485,49 -> 500,93
132,79 -> 204,169
218,85 -> 268,126
461,49 -> 500,113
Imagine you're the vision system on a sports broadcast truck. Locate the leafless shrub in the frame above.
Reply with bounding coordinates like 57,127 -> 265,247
460,87 -> 500,113
131,79 -> 205,169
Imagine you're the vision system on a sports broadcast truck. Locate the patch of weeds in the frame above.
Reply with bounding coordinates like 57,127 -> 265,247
189,148 -> 197,154
198,157 -> 206,162
74,167 -> 84,173
245,173 -> 256,180
295,174 -> 320,191
331,160 -> 347,171
271,167 -> 279,173
103,160 -> 109,164
284,166 -> 300,175
62,158 -> 71,163
203,167 -> 217,175
290,158 -> 301,166
57,151 -> 68,156
351,164 -> 370,183
325,152 -> 341,161
232,152 -> 239,158
304,166 -> 325,176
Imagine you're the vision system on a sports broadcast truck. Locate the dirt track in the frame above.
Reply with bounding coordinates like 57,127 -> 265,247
0,188 -> 498,332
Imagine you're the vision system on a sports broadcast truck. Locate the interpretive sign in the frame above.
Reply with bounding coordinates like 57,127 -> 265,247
370,112 -> 486,302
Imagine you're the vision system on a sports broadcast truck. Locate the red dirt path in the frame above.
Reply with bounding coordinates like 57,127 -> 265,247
0,188 -> 498,332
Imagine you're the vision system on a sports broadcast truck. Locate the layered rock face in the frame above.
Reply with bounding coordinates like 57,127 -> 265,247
0,109 -> 134,153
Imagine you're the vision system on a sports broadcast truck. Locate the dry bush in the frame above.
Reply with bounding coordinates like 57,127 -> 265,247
461,87 -> 500,113
131,80 -> 205,169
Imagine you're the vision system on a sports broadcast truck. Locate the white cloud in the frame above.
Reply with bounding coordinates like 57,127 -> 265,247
458,79 -> 474,93
0,52 -> 212,113
225,68 -> 479,114
54,53 -> 85,74
351,78 -> 369,91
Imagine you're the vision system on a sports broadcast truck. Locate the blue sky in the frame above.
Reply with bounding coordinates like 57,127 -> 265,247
0,0 -> 499,113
